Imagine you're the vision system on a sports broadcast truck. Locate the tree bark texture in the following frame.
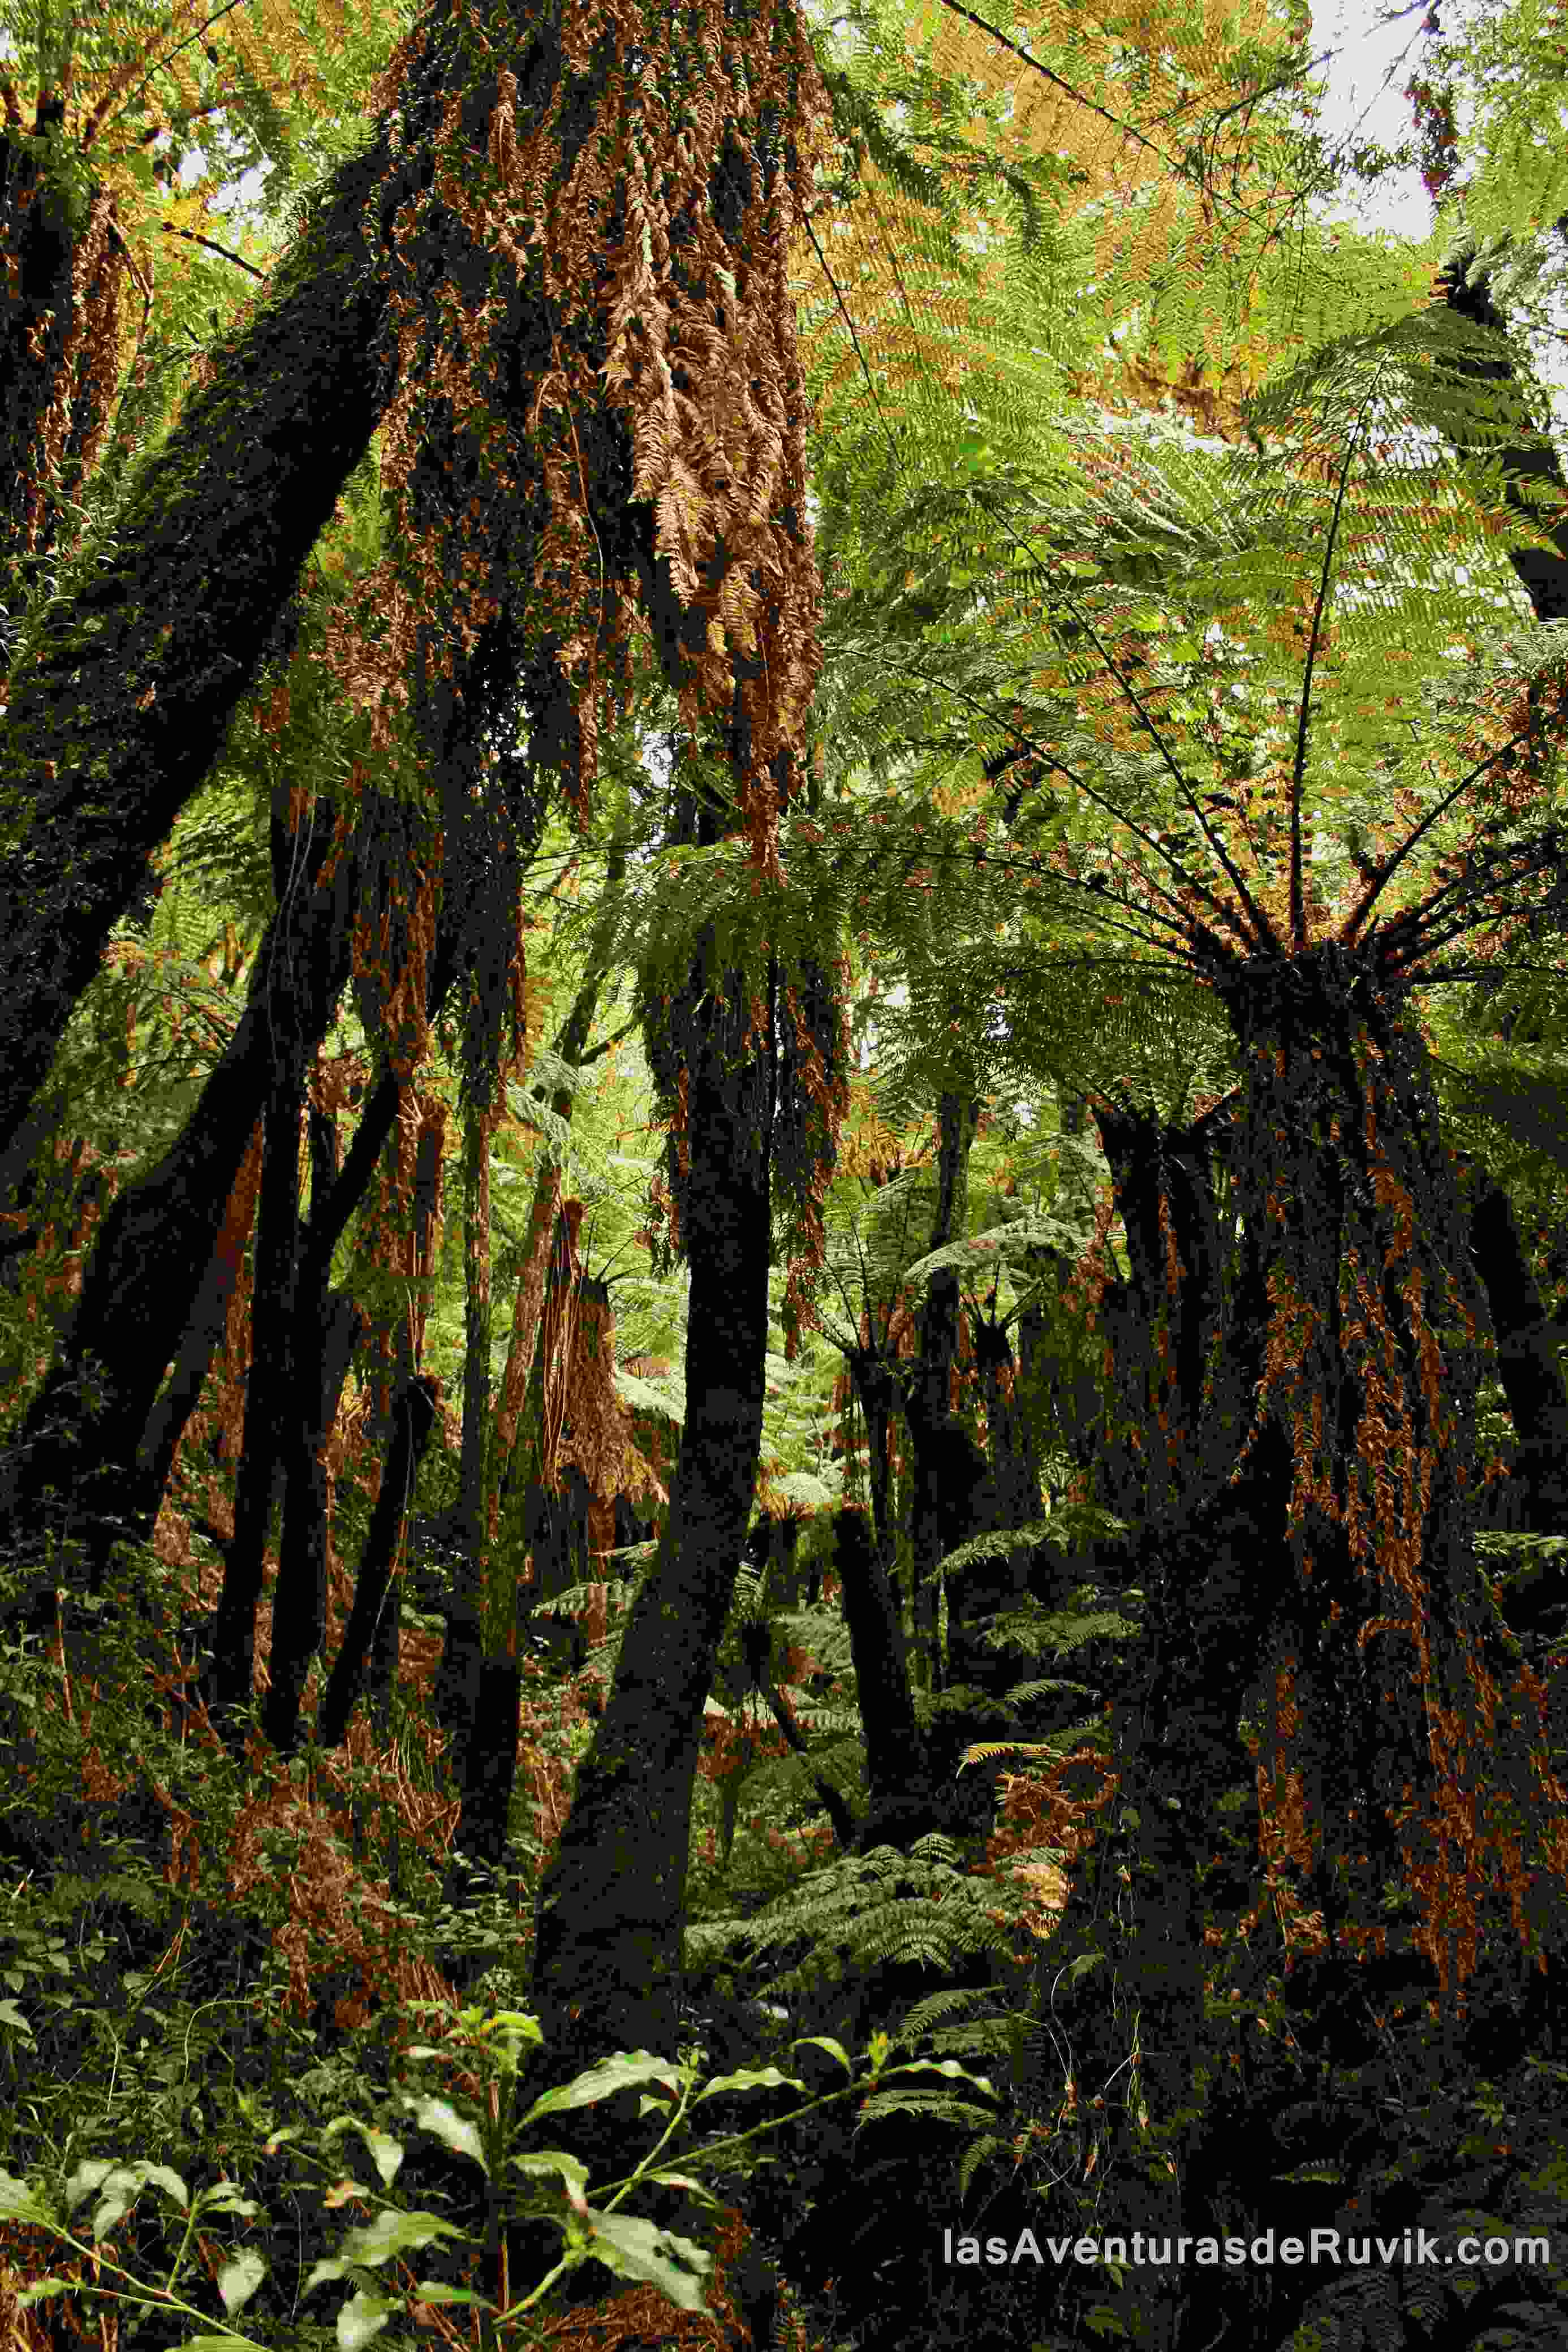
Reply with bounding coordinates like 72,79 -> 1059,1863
1093,1100 -> 1230,1518
833,1506 -> 928,1845
529,963 -> 772,2072
262,1289 -> 366,1752
0,800 -> 359,1565
0,106 -> 416,1170
1,97 -> 122,581
209,1009 -> 307,1728
316,1371 -> 440,1749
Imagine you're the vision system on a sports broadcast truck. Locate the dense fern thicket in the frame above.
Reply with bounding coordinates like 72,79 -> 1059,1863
5,0 -> 1568,2347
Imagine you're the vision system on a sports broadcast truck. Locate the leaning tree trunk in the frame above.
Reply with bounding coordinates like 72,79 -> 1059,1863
0,804 -> 361,1563
1,94 -> 125,584
529,959 -> 773,2071
0,99 -> 419,1177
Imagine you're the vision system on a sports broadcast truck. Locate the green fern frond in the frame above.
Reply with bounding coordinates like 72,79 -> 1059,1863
895,1983 -> 1002,2043
958,2131 -> 1014,2200
856,2088 -> 999,2134
1001,1679 -> 1100,1707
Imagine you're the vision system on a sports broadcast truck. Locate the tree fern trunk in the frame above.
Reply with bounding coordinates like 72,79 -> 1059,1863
0,98 -> 122,581
209,1013 -> 305,1729
0,804 -> 360,1558
906,1086 -> 986,1685
0,112 -> 411,1175
262,1289 -> 364,1752
529,962 -> 772,2070
316,1371 -> 441,1748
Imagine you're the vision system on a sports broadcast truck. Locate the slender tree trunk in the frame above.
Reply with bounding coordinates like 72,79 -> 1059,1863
762,1678 -> 854,1847
262,1291 -> 365,1752
846,1345 -> 900,1602
445,1093 -> 528,1873
209,1020 -> 305,1728
833,1506 -> 928,1844
905,1087 -> 987,1684
529,963 -> 772,2071
316,1372 -> 441,1747
0,809 -> 361,1558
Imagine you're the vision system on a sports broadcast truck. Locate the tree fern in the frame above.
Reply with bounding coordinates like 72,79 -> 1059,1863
685,1831 -> 1032,2008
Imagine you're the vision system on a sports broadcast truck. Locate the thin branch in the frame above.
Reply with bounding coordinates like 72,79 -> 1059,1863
996,499 -> 1278,955
1289,365 -> 1389,949
902,659 -> 1260,956
160,223 -> 268,279
798,208 -> 904,479
1338,715 -> 1554,947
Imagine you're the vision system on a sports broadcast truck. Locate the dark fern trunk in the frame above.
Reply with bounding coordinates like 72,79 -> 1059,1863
209,1007 -> 307,1734
529,963 -> 772,2073
262,1290 -> 365,1753
0,807 -> 361,1566
833,1506 -> 928,1845
0,107 -> 415,1175
905,1088 -> 988,1684
316,1372 -> 441,1748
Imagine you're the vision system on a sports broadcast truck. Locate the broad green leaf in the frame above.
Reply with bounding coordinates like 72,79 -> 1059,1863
695,2064 -> 807,2103
884,2058 -> 998,2096
507,2149 -> 590,2211
305,2210 -> 466,2284
396,2094 -> 486,2172
520,2050 -> 689,2125
217,2249 -> 268,2314
338,2285 -> 394,2348
323,2116 -> 406,2189
792,2035 -> 853,2073
582,2207 -> 712,2311
0,2170 -> 50,2223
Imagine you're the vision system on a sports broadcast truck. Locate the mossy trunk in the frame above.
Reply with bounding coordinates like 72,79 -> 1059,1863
529,965 -> 772,2073
262,1290 -> 365,1752
1144,946 -> 1532,1985
1,98 -> 122,581
0,110 -> 413,1175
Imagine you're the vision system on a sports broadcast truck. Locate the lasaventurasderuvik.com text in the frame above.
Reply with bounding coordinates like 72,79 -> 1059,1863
941,2227 -> 1550,2269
